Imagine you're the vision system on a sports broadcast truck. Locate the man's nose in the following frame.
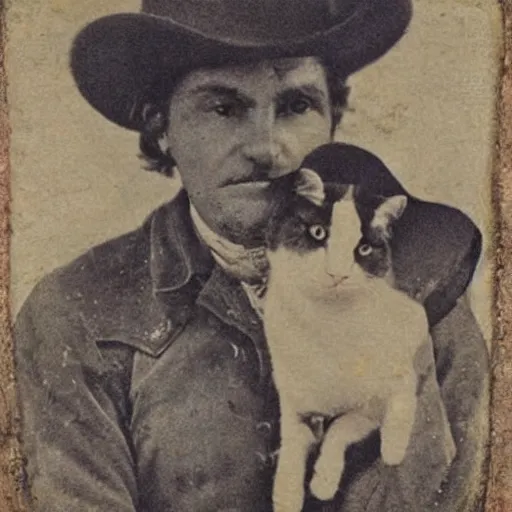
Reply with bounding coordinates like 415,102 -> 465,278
242,139 -> 279,171
242,115 -> 287,177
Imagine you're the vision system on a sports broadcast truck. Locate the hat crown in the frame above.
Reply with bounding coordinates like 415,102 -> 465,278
141,0 -> 361,44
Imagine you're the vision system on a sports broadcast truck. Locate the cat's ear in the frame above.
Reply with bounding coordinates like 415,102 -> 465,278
372,195 -> 408,234
294,168 -> 325,206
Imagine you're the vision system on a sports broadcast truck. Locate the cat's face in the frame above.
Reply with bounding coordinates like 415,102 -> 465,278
266,168 -> 407,301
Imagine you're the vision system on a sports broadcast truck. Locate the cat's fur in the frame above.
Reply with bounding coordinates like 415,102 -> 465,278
263,166 -> 456,512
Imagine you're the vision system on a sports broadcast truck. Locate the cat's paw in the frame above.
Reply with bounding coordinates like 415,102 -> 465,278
273,493 -> 304,512
309,471 -> 340,502
381,441 -> 407,466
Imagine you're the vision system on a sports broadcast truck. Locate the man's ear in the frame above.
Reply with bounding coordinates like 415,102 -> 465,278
294,167 -> 325,206
372,194 -> 408,234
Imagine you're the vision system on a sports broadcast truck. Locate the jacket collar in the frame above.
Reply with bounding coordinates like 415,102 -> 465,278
152,191 -> 268,376
150,189 -> 213,293
88,189 -> 267,372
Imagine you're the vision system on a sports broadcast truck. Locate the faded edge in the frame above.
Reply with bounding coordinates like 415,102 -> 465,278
486,1 -> 512,511
0,2 -> 510,512
0,0 -> 27,510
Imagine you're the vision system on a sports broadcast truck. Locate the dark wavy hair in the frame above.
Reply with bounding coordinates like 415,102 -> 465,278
135,61 -> 351,177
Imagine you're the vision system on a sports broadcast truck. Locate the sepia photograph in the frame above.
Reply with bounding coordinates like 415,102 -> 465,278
5,0 -> 502,510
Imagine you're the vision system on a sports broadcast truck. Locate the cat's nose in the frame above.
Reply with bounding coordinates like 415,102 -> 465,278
326,261 -> 352,283
328,273 -> 349,285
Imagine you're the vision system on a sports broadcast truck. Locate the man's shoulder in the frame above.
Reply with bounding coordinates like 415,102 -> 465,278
15,197 -> 194,362
34,215 -> 153,306
16,200 -> 170,331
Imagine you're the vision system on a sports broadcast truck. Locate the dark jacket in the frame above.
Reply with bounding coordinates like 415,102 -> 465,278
14,190 -> 489,512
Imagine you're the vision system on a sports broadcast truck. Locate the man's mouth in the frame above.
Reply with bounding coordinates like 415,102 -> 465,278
221,178 -> 271,188
221,170 -> 294,188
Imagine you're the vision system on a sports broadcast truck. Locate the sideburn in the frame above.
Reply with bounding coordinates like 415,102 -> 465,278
138,104 -> 176,177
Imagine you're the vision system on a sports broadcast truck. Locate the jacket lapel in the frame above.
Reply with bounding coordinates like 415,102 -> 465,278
196,265 -> 271,384
83,189 -> 270,375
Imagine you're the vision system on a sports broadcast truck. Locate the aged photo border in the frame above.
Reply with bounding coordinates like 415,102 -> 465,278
0,1 -> 509,510
486,1 -> 512,510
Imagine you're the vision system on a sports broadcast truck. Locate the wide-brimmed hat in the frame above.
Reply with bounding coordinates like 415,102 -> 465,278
70,0 -> 412,131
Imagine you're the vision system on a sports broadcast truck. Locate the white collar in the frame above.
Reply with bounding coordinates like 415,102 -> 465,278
189,204 -> 269,285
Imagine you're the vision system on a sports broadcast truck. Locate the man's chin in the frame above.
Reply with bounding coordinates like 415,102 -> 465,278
219,212 -> 269,248
213,186 -> 276,247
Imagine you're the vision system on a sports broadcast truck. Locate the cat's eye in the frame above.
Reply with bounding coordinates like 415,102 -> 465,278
358,243 -> 373,256
308,225 -> 327,241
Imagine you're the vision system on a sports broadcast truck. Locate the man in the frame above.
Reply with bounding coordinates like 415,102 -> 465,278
14,1 -> 489,511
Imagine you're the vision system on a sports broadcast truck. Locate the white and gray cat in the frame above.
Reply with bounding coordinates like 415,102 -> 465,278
263,156 -> 456,512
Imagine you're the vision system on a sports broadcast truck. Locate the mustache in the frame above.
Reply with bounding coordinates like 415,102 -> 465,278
220,165 -> 296,187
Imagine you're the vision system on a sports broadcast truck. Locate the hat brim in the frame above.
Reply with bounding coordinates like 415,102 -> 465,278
71,0 -> 412,131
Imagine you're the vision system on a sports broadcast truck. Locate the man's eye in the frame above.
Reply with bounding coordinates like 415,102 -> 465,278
213,104 -> 236,117
278,96 -> 313,117
308,224 -> 328,241
289,97 -> 312,114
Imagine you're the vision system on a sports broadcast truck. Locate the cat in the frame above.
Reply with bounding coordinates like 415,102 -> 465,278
263,157 -> 456,512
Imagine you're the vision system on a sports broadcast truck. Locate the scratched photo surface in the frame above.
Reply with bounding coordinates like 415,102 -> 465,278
6,1 -> 500,511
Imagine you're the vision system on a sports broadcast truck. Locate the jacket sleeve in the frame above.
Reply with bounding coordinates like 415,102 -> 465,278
328,296 -> 489,512
429,294 -> 489,511
14,273 -> 139,512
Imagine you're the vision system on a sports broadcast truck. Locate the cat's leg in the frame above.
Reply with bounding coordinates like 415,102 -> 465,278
273,405 -> 316,512
380,384 -> 417,466
310,412 -> 378,501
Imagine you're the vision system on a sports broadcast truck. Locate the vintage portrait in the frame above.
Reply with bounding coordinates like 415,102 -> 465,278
6,0 -> 501,510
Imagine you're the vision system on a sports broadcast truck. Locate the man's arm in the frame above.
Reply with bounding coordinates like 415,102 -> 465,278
430,294 -> 490,512
14,273 -> 139,512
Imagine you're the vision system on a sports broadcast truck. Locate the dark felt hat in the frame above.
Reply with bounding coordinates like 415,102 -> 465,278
70,0 -> 413,131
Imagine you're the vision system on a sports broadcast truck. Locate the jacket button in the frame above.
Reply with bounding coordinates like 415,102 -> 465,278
255,449 -> 279,469
256,421 -> 272,437
193,466 -> 208,489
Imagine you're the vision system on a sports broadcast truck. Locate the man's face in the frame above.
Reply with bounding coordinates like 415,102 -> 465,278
166,57 -> 333,245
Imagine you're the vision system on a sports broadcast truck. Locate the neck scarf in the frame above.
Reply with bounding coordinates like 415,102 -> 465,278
190,205 -> 268,318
